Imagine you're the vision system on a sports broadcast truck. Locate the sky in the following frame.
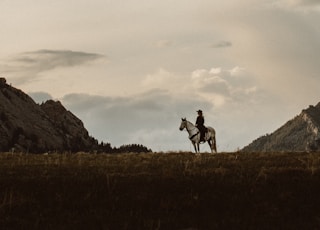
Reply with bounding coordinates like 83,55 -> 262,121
1,0 -> 320,152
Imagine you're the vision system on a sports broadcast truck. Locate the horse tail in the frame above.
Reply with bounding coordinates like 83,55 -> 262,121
208,127 -> 217,153
213,133 -> 217,153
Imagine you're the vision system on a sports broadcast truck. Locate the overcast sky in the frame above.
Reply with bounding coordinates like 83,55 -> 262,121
1,0 -> 320,152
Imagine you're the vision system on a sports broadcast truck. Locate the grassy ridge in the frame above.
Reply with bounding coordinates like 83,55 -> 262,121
1,152 -> 320,229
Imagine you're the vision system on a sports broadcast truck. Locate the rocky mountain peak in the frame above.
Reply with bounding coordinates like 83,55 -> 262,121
0,77 -> 7,86
0,78 -> 98,153
242,102 -> 320,152
304,104 -> 320,124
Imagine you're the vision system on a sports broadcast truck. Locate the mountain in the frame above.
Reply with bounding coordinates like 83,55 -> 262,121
242,102 -> 320,152
0,77 -> 98,153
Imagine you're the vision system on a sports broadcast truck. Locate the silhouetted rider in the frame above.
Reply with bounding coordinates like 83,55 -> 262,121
195,110 -> 206,142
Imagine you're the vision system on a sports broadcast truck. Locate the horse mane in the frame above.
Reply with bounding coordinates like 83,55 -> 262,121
186,119 -> 194,126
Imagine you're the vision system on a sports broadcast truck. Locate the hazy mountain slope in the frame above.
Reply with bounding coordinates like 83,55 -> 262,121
242,102 -> 320,152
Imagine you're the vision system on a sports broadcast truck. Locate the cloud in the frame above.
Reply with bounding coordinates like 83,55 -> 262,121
191,69 -> 230,97
142,68 -> 175,87
56,67 -> 277,152
28,91 -> 53,104
203,2 -> 320,107
155,40 -> 174,48
275,0 -> 320,9
190,67 -> 261,107
140,66 -> 267,110
59,80 -> 279,152
211,41 -> 232,48
61,90 -> 213,151
1,49 -> 106,84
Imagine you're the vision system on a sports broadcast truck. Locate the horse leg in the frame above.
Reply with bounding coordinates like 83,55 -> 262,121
208,140 -> 213,153
197,143 -> 200,153
193,143 -> 197,153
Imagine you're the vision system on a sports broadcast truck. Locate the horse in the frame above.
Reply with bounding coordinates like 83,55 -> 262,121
179,118 -> 217,153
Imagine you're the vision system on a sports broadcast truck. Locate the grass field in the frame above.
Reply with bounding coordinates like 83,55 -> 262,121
1,151 -> 320,230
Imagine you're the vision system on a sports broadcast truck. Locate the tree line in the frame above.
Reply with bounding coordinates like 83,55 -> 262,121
97,142 -> 152,153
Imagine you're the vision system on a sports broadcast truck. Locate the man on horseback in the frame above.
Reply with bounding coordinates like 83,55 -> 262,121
195,110 -> 207,142
180,115 -> 217,153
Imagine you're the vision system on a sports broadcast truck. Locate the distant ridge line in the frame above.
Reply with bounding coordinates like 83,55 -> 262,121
242,102 -> 320,152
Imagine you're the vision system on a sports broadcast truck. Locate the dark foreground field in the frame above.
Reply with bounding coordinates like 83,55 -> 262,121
1,152 -> 320,230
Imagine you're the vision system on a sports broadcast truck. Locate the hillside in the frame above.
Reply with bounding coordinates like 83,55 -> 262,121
242,102 -> 320,152
1,152 -> 320,229
0,77 -> 98,153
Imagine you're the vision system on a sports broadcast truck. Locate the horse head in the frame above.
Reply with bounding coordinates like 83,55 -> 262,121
179,118 -> 187,131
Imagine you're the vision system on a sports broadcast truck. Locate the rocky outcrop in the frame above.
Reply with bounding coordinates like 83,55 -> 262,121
242,102 -> 320,152
0,78 -> 98,153
40,100 -> 98,152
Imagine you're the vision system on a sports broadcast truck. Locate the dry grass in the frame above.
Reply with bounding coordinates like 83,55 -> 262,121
1,151 -> 320,229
